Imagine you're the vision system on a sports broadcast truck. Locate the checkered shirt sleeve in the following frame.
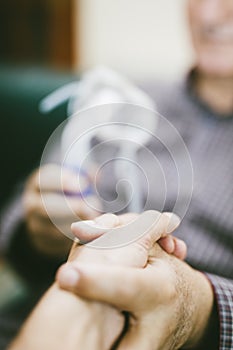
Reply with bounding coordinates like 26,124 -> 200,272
207,274 -> 233,350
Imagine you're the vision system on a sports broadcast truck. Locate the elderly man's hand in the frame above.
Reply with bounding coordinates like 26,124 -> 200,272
23,164 -> 100,257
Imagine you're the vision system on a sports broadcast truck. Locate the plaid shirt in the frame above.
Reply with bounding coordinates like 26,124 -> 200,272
208,275 -> 233,350
144,75 -> 233,350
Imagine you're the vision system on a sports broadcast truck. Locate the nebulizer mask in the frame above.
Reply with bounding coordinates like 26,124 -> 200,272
40,67 -> 157,213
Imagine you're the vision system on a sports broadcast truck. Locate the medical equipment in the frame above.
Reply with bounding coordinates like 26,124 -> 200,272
40,67 -> 157,212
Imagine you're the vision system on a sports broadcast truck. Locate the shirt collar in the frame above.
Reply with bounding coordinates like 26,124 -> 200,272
185,68 -> 233,120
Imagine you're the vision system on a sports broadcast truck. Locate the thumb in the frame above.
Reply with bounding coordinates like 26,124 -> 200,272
56,263 -> 145,312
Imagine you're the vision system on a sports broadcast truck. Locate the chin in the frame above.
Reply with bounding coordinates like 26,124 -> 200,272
197,53 -> 233,78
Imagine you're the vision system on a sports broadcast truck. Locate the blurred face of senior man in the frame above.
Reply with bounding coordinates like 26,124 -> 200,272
188,0 -> 233,114
188,0 -> 233,77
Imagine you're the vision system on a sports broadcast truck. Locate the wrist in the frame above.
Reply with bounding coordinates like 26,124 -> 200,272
183,271 -> 214,349
50,283 -> 124,350
10,283 -> 123,350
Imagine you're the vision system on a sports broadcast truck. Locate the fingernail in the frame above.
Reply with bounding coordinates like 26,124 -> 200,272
59,267 -> 80,288
94,213 -> 119,228
72,220 -> 95,229
71,220 -> 110,234
166,236 -> 175,253
164,213 -> 181,233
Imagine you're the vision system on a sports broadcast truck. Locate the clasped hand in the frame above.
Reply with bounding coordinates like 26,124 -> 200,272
56,211 -> 214,350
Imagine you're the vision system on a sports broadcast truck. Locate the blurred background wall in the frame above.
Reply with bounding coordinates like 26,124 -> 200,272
77,0 -> 194,80
1,0 -> 194,81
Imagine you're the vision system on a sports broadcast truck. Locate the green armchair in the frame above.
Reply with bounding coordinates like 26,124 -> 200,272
0,65 -> 78,208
